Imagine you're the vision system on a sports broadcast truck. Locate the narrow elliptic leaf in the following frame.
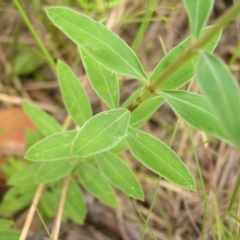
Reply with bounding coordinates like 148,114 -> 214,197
57,60 -> 92,126
96,151 -> 143,200
46,7 -> 147,81
23,102 -> 61,137
8,163 -> 41,185
149,27 -> 221,88
72,109 -> 130,157
183,0 -> 214,38
64,179 -> 87,225
197,52 -> 240,147
161,90 -> 226,140
80,48 -> 119,109
77,164 -> 117,207
35,160 -> 77,183
0,230 -> 20,240
130,95 -> 164,128
126,127 -> 195,190
121,88 -> 165,128
25,131 -> 78,161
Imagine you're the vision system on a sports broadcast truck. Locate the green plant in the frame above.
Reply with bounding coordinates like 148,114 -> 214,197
1,0 -> 240,239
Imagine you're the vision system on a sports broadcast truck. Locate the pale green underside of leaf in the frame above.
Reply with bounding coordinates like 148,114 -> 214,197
183,0 -> 214,38
22,102 -> 61,137
96,151 -> 143,200
64,179 -> 87,225
46,7 -> 147,81
149,26 -> 221,89
72,108 -> 131,157
126,127 -> 196,190
57,60 -> 92,126
77,164 -> 117,207
197,52 -> 240,148
80,48 -> 119,109
25,131 -> 78,161
36,160 -> 77,183
160,90 -> 226,140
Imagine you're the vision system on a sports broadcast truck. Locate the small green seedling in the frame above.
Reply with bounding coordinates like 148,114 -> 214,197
1,0 -> 240,239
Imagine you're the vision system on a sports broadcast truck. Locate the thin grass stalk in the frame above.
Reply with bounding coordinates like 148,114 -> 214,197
13,0 -> 56,70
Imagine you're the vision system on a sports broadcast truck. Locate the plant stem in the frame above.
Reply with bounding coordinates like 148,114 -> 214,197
19,184 -> 44,240
51,175 -> 71,240
187,126 -> 208,238
13,0 -> 56,70
128,2 -> 240,112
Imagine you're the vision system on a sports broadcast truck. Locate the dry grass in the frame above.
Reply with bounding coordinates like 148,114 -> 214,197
0,0 -> 240,239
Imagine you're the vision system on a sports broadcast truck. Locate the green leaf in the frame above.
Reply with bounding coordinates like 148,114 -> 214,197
10,49 -> 44,76
57,60 -> 92,126
22,102 -> 61,137
72,109 -> 131,157
0,219 -> 13,230
80,48 -> 119,109
183,0 -> 214,38
8,163 -> 41,185
77,163 -> 117,207
46,7 -> 147,81
160,90 -> 226,140
130,95 -> 164,128
0,230 -> 20,240
126,127 -> 195,190
25,131 -> 77,162
197,52 -> 240,148
121,88 -> 164,127
25,129 -> 40,149
35,160 -> 77,183
149,27 -> 221,88
0,186 -> 36,216
96,151 -> 143,200
110,139 -> 128,154
40,185 -> 61,219
64,179 -> 87,225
